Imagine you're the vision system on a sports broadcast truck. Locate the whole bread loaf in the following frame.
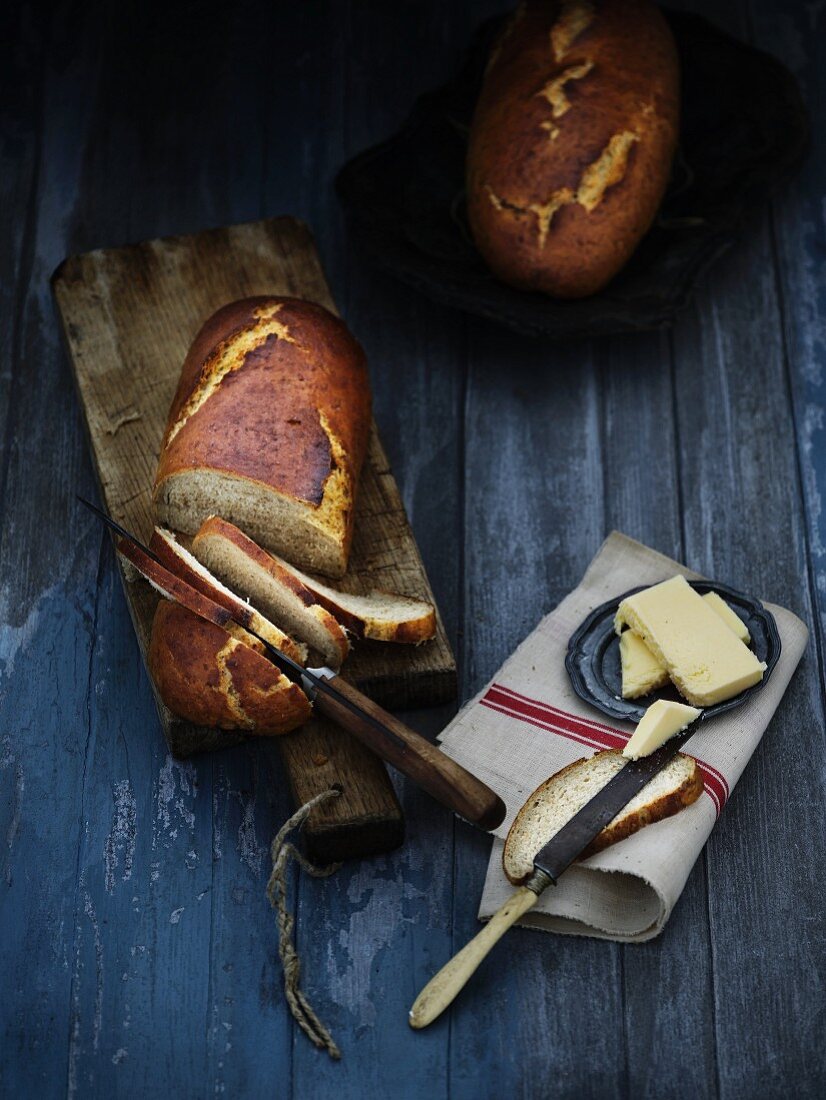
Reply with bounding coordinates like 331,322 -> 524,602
153,297 -> 372,577
149,600 -> 312,735
466,0 -> 680,298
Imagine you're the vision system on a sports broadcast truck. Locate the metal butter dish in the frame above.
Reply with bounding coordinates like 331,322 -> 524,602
566,579 -> 782,723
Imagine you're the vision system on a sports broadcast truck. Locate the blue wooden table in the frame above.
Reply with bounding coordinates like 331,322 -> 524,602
2,1 -> 825,1096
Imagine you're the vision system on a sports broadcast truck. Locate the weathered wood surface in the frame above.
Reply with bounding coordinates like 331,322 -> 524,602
1,0 -> 825,1096
53,215 -> 462,859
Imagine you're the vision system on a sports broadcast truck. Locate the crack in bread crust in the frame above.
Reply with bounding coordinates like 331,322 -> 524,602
166,303 -> 295,445
577,129 -> 639,210
535,59 -> 594,130
550,0 -> 595,61
485,128 -> 639,246
214,638 -> 254,728
300,408 -> 354,544
527,189 -> 576,248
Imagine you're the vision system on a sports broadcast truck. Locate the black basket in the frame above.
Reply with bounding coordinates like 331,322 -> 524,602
336,10 -> 808,341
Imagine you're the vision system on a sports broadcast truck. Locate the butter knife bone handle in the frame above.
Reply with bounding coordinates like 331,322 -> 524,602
409,883 -> 542,1029
313,676 -> 506,831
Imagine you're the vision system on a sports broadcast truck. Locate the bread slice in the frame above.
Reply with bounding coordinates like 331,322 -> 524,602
149,600 -> 311,735
192,515 -> 436,646
503,750 -> 703,885
149,526 -> 308,665
152,297 -> 372,578
191,516 -> 350,668
273,563 -> 437,644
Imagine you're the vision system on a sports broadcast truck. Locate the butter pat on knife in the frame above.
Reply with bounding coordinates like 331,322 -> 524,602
615,575 -> 766,706
622,699 -> 702,760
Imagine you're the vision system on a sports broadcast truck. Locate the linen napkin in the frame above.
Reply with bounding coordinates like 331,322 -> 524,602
438,532 -> 808,942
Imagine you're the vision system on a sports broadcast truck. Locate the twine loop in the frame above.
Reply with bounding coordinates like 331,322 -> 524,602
266,787 -> 343,1060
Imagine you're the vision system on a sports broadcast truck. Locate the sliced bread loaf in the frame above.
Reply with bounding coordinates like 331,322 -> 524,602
191,516 -> 350,669
149,601 -> 311,735
149,526 -> 308,665
152,297 -> 372,578
503,749 -> 703,885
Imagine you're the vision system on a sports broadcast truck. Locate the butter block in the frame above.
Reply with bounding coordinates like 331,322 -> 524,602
620,590 -> 752,697
622,699 -> 702,760
619,629 -> 670,698
702,591 -> 750,644
615,575 -> 766,707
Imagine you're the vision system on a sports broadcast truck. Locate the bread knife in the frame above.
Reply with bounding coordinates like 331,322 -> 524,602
409,715 -> 704,1028
79,498 -> 506,831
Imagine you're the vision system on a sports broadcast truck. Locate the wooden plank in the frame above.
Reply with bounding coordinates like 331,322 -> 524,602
51,215 -> 462,859
0,5 -> 115,1094
745,0 -> 826,680
287,0 -> 470,1084
664,6 -> 826,1097
248,2 -> 479,1088
599,328 -> 718,1098
671,171 -> 826,1095
449,324 -> 630,1098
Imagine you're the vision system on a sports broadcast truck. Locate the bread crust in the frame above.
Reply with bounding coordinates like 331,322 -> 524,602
152,297 -> 372,575
503,749 -> 703,884
148,601 -> 312,735
192,515 -> 350,668
466,0 -> 680,298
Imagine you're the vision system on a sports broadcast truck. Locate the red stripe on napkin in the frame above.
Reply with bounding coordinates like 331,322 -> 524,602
480,683 -> 729,816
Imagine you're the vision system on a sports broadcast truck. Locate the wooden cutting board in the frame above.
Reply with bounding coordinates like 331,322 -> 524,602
52,216 -> 457,862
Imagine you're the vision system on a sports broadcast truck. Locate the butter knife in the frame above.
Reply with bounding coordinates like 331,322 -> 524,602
408,716 -> 704,1028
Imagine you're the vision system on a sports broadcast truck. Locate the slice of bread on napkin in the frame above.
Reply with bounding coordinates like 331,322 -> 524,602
503,750 -> 703,885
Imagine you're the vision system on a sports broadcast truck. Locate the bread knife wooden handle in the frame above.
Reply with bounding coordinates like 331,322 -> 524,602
307,672 -> 506,830
101,514 -> 506,832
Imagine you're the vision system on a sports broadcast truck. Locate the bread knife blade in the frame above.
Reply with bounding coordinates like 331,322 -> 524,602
409,715 -> 704,1029
79,499 -> 506,830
